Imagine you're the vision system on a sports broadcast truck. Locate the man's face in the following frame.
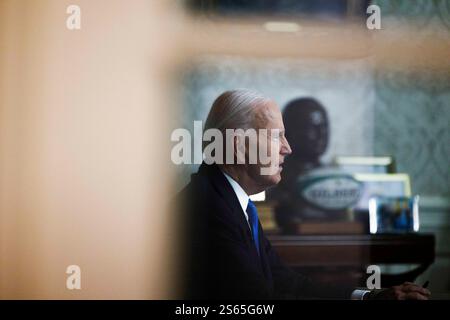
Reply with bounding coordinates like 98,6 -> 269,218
246,101 -> 292,192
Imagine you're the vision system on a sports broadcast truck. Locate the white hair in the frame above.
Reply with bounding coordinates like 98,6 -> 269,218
204,89 -> 271,134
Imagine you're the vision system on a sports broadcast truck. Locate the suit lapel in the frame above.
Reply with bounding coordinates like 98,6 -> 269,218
197,163 -> 265,270
258,224 -> 273,287
198,163 -> 249,230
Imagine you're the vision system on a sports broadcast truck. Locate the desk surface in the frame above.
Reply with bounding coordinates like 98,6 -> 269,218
267,233 -> 435,267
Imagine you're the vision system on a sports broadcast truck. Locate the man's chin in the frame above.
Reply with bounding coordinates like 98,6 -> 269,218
267,173 -> 281,187
255,166 -> 281,188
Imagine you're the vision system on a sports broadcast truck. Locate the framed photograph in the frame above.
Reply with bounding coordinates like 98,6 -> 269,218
334,156 -> 396,174
353,173 -> 411,210
368,195 -> 420,234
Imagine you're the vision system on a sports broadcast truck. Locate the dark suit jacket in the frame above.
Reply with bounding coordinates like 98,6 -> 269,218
178,163 -> 353,299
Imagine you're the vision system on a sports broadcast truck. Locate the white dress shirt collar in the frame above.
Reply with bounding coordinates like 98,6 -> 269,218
222,171 -> 250,224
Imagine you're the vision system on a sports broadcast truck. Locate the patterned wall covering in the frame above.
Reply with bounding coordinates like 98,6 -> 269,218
371,1 -> 450,296
373,0 -> 450,198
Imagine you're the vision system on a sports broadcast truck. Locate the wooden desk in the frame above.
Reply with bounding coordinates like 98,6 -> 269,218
267,233 -> 435,287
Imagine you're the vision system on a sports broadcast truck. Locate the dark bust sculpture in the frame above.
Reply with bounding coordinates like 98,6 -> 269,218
283,97 -> 329,173
270,97 -> 331,233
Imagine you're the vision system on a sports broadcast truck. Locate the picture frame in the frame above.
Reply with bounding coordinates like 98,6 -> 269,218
353,173 -> 411,210
334,156 -> 396,174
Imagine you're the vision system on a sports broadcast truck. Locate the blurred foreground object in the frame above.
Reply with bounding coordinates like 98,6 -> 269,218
0,0 -> 179,299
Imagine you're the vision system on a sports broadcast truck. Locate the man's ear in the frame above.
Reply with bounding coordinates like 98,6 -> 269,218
234,134 -> 248,164
234,135 -> 243,164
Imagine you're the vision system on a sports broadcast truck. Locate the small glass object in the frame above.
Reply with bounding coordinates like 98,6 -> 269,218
368,195 -> 420,234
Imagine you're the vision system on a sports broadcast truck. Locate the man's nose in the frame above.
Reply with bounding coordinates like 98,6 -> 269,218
280,137 -> 292,155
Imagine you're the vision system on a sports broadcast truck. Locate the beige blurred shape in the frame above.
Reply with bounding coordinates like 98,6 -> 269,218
0,0 -> 181,299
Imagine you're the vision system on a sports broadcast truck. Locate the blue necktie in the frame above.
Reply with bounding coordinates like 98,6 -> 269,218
246,200 -> 260,256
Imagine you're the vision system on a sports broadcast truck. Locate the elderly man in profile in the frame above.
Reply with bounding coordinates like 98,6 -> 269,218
179,89 -> 431,300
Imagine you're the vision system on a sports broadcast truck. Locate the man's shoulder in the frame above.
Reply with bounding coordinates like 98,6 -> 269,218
175,169 -> 220,207
178,169 -> 214,200
177,166 -> 241,223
